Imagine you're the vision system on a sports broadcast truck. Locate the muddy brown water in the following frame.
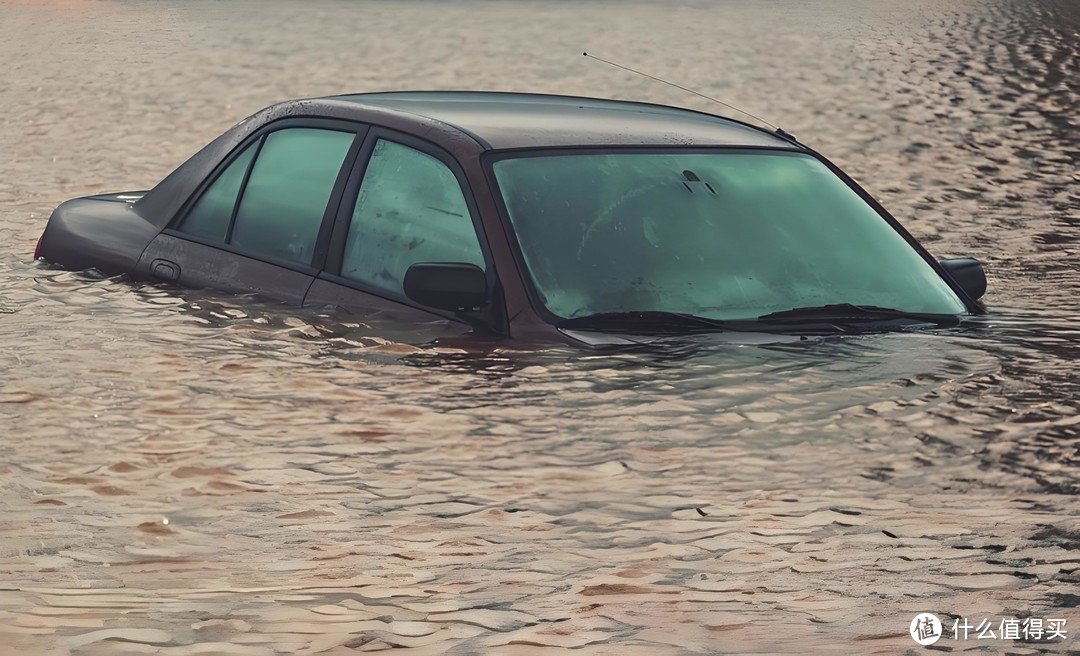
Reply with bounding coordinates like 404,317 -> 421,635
0,0 -> 1077,654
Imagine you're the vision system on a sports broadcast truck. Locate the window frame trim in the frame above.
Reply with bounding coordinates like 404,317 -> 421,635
222,134 -> 265,245
165,117 -> 369,275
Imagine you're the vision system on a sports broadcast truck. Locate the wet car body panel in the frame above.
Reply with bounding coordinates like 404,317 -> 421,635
333,91 -> 796,150
38,195 -> 159,275
135,233 -> 316,305
303,276 -> 472,333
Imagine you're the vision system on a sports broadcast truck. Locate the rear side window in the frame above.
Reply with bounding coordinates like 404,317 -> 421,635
341,139 -> 484,296
231,129 -> 354,265
177,127 -> 355,266
178,143 -> 256,241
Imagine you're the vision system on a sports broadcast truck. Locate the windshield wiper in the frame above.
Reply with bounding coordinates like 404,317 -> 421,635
558,310 -> 732,333
559,305 -> 959,336
755,303 -> 958,326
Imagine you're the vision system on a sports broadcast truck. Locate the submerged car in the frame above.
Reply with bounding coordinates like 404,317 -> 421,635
36,91 -> 987,346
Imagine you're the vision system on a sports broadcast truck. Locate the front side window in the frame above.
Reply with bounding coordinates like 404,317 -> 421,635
492,150 -> 966,321
341,139 -> 485,297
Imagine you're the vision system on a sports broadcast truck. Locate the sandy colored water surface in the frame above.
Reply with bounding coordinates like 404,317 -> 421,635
0,0 -> 1077,654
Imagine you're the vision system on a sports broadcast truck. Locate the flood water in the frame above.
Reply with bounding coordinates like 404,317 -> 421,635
0,0 -> 1077,654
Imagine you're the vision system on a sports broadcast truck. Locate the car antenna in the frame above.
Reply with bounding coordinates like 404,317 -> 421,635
582,52 -> 799,143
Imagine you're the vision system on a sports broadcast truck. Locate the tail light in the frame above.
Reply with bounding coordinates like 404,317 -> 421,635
33,234 -> 43,260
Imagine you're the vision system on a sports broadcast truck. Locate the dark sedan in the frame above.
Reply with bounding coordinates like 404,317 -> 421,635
36,91 -> 987,346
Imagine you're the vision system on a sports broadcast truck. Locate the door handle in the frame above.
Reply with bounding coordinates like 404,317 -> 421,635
150,258 -> 180,282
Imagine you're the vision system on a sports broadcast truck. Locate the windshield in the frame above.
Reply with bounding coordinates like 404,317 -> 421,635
491,150 -> 966,322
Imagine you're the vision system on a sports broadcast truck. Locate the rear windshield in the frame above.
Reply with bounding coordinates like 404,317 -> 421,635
491,150 -> 965,321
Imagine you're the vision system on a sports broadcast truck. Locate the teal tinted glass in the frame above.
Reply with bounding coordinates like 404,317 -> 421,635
231,128 -> 354,265
178,143 -> 255,242
493,152 -> 966,320
342,140 -> 484,296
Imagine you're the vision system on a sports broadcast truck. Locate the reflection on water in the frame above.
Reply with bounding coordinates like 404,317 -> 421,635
0,0 -> 1076,653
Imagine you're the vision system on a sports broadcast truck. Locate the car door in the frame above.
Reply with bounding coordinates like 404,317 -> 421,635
304,129 -> 502,337
137,120 -> 365,304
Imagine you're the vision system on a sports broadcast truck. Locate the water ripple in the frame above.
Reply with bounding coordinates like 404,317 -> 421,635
0,0 -> 1076,653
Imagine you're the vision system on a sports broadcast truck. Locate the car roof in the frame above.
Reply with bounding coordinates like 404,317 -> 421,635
322,91 -> 798,151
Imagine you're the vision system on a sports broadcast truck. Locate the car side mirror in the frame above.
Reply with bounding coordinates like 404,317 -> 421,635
939,257 -> 986,301
403,262 -> 488,312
